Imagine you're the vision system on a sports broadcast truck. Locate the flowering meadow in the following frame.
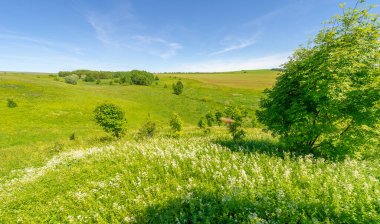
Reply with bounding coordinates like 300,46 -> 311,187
1,134 -> 379,223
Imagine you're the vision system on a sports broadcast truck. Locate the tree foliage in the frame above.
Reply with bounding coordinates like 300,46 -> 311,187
94,103 -> 127,138
170,113 -> 183,137
223,106 -> 248,141
7,98 -> 17,108
257,2 -> 380,156
172,81 -> 184,95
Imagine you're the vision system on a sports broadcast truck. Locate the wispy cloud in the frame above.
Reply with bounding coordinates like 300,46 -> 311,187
85,5 -> 182,58
168,53 -> 291,73
0,32 -> 83,55
209,36 -> 258,56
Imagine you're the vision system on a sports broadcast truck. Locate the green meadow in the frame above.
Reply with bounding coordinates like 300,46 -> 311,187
1,70 -> 379,223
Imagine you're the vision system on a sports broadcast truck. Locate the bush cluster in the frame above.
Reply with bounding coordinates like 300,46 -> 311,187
59,70 -> 155,86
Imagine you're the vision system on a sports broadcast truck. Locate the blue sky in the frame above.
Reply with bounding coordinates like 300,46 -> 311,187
0,0 -> 378,72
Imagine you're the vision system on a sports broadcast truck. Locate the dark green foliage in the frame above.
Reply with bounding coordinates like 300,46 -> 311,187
136,120 -> 157,140
69,133 -> 76,140
170,113 -> 183,137
118,73 -> 132,85
96,79 -> 101,85
130,70 -> 155,86
224,106 -> 248,141
172,80 -> 184,95
64,75 -> 78,85
154,76 -> 159,81
214,111 -> 223,126
57,70 -> 155,86
164,84 -> 168,88
257,2 -> 380,156
205,112 -> 215,127
198,118 -> 211,135
94,103 -> 127,138
7,98 -> 17,108
83,75 -> 96,82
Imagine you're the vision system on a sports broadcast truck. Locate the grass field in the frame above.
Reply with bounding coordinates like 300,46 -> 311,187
1,70 -> 379,223
160,70 -> 279,90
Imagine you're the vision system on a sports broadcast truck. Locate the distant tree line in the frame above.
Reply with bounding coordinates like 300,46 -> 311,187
59,69 -> 155,86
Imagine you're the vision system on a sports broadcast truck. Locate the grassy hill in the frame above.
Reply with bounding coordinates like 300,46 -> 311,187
1,70 -> 379,223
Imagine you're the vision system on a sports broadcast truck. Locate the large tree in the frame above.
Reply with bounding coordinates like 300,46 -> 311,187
257,1 -> 379,156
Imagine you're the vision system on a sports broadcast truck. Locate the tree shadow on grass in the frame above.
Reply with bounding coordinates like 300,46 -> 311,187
135,188 -> 370,223
135,190 -> 260,223
212,138 -> 349,161
213,138 -> 288,158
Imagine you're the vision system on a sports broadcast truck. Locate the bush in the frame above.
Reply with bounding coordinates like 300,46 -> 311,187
214,111 -> 223,126
130,70 -> 155,86
198,118 -> 210,135
172,80 -> 184,95
96,79 -> 101,85
94,103 -> 127,138
170,113 -> 183,137
223,106 -> 248,141
7,99 -> 17,108
64,75 -> 79,85
83,75 -> 96,82
257,2 -> 380,156
118,72 -> 132,85
136,120 -> 157,140
69,133 -> 76,140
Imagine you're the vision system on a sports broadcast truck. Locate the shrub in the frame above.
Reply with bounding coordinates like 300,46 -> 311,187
96,79 -> 101,85
64,75 -> 78,85
170,113 -> 183,137
198,118 -> 210,135
257,2 -> 380,156
130,70 -> 155,86
223,106 -> 248,141
94,103 -> 127,138
205,112 -> 215,127
136,120 -> 157,140
214,111 -> 223,126
172,80 -> 184,95
7,98 -> 17,108
69,133 -> 76,140
83,75 -> 96,82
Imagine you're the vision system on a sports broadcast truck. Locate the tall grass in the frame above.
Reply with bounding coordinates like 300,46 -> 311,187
1,135 -> 379,223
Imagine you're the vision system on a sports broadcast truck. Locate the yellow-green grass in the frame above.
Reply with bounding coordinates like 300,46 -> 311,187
158,69 -> 279,90
1,71 -> 379,223
1,134 -> 379,223
0,71 -> 266,175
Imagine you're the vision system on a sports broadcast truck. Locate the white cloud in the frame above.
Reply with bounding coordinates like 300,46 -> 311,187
167,53 -> 291,73
130,35 -> 183,58
0,32 -> 83,55
85,9 -> 182,58
209,37 -> 258,56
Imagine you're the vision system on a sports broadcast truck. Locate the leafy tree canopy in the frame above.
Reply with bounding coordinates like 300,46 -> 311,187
257,1 -> 380,157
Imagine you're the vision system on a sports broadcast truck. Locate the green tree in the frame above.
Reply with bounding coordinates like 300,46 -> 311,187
7,99 -> 17,108
94,103 -> 127,138
223,106 -> 248,141
172,80 -> 184,95
257,2 -> 380,156
136,120 -> 157,140
64,74 -> 79,85
170,113 -> 183,137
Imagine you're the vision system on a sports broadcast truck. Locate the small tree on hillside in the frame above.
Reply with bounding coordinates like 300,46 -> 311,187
7,99 -> 17,108
94,103 -> 127,138
223,106 -> 248,141
172,80 -> 184,95
170,113 -> 183,137
257,2 -> 380,156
